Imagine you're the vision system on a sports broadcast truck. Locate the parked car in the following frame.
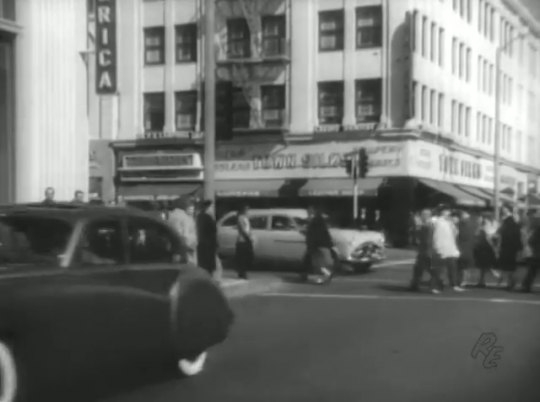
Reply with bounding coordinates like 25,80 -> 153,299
0,203 -> 234,402
217,208 -> 385,272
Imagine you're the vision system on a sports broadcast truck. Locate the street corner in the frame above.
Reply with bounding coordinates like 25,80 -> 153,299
220,273 -> 286,299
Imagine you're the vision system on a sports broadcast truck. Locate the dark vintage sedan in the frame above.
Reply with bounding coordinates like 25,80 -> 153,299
0,203 -> 234,402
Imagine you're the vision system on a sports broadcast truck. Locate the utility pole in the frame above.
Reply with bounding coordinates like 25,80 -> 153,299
494,47 -> 501,221
203,0 -> 216,206
352,154 -> 359,221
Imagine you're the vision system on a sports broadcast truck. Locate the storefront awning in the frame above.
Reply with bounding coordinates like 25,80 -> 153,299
418,179 -> 485,207
118,183 -> 202,200
215,180 -> 287,197
519,193 -> 540,207
476,188 -> 514,204
456,185 -> 492,203
298,178 -> 382,197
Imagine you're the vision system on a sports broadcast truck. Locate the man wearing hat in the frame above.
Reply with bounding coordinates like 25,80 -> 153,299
196,199 -> 217,276
168,196 -> 198,265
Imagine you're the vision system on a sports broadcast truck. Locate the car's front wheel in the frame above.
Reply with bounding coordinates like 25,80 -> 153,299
178,351 -> 207,376
0,340 -> 20,402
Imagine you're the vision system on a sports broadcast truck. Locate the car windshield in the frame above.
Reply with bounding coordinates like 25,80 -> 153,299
0,215 -> 73,266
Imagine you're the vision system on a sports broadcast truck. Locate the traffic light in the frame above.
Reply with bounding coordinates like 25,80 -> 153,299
345,158 -> 353,176
359,147 -> 369,178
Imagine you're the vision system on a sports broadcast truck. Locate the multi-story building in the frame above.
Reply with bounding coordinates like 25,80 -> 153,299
0,0 -> 89,203
90,0 -> 540,245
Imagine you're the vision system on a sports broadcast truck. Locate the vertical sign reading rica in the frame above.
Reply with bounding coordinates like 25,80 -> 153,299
95,0 -> 117,94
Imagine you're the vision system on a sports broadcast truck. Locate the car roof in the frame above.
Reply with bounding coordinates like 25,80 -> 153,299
224,208 -> 309,218
0,202 -> 160,222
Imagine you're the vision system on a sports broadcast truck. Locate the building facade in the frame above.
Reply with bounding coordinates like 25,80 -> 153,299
91,0 -> 540,244
0,0 -> 89,204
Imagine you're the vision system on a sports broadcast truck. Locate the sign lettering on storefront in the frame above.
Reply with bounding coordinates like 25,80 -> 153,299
122,153 -> 196,169
95,0 -> 117,94
136,131 -> 204,140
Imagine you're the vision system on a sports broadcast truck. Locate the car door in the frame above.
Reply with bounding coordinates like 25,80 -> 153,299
247,214 -> 269,265
216,213 -> 238,259
266,215 -> 306,268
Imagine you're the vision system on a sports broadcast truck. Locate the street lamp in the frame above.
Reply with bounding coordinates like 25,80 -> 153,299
494,32 -> 527,221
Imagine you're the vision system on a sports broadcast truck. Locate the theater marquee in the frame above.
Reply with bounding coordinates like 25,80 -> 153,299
95,0 -> 117,94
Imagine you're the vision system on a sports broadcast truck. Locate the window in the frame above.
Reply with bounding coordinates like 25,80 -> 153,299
465,107 -> 471,137
459,43 -> 464,78
488,64 -> 493,95
262,15 -> 286,56
477,56 -> 482,91
530,44 -> 537,77
489,7 -> 495,41
438,93 -> 444,128
232,88 -> 251,128
356,6 -> 382,48
508,78 -> 513,104
411,11 -> 418,52
271,216 -> 294,231
249,216 -> 268,230
175,24 -> 197,62
355,79 -> 382,122
458,103 -> 464,135
144,93 -> 165,131
487,117 -> 492,144
483,60 -> 487,92
478,0 -> 483,33
144,27 -> 165,65
438,28 -> 444,67
430,90 -> 436,125
422,16 -> 428,57
430,23 -> 437,62
517,130 -> 523,160
319,10 -> 344,51
484,2 -> 489,37
421,86 -> 428,122
466,48 -> 471,81
482,115 -> 487,143
175,91 -> 197,130
508,127 -> 513,154
227,18 -> 251,58
127,218 -> 181,264
0,0 -> 15,20
451,100 -> 457,132
452,37 -> 457,75
261,85 -> 285,127
466,0 -> 472,22
318,81 -> 343,125
77,220 -> 124,266
476,112 -> 481,141
411,81 -> 417,119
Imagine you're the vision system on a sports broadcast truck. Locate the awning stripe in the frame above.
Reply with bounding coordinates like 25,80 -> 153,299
215,180 -> 286,198
418,179 -> 485,207
118,183 -> 202,200
298,178 -> 382,197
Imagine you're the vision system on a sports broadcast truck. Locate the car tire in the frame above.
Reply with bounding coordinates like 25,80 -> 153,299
178,351 -> 207,377
0,339 -> 20,402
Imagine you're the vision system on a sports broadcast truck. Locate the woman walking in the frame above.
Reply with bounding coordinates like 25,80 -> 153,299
474,213 -> 499,287
305,209 -> 334,285
497,205 -> 523,290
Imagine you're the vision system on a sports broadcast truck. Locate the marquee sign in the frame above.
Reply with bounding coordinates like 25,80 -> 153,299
95,0 -> 117,94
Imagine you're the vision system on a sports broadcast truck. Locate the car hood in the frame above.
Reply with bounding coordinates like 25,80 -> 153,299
328,228 -> 384,245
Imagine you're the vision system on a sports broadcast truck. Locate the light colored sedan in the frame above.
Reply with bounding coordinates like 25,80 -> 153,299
217,208 -> 385,272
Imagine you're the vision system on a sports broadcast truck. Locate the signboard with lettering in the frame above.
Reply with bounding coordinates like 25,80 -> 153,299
121,153 -> 201,170
95,0 -> 117,94
215,140 -> 405,180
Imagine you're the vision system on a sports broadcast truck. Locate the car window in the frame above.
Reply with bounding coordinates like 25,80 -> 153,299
0,215 -> 73,266
271,215 -> 294,231
221,214 -> 238,227
249,216 -> 267,230
76,219 -> 124,266
127,217 -> 180,264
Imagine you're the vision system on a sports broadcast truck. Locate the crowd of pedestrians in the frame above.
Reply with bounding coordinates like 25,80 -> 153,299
409,203 -> 539,294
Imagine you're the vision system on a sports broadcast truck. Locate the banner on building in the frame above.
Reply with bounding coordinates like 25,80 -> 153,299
95,0 -> 117,94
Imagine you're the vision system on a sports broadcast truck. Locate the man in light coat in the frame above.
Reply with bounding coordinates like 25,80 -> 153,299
431,205 -> 465,293
168,196 -> 198,265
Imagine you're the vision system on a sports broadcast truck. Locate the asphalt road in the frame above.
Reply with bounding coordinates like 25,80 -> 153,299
98,257 -> 540,402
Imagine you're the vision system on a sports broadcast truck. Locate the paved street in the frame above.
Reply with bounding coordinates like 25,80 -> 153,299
98,253 -> 540,402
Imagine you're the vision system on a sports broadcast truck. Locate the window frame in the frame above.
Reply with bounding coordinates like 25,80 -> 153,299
143,92 -> 165,132
261,85 -> 286,127
355,79 -> 382,123
318,81 -> 344,125
249,215 -> 269,230
355,6 -> 383,49
319,9 -> 344,52
270,215 -> 295,231
175,90 -> 198,131
74,218 -> 127,268
175,23 -> 197,63
227,18 -> 251,59
144,26 -> 166,65
232,87 -> 251,129
261,15 -> 286,57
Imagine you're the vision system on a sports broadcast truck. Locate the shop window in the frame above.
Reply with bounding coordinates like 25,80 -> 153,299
318,81 -> 343,125
250,216 -> 268,230
232,87 -> 250,128
355,79 -> 381,123
0,0 -> 15,20
227,18 -> 251,59
175,24 -> 197,62
261,85 -> 285,127
127,217 -> 181,264
262,15 -> 286,57
356,6 -> 382,49
144,27 -> 165,65
144,92 -> 165,131
319,10 -> 344,51
175,91 -> 197,131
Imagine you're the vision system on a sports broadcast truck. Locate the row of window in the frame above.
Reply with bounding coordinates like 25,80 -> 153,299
452,38 -> 472,82
319,6 -> 382,51
476,112 -> 493,145
453,0 -> 472,24
500,123 -> 513,154
477,0 -> 495,42
317,79 -> 382,125
450,100 -> 472,137
414,83 -> 444,129
143,85 -> 286,132
477,55 -> 494,95
415,14 -> 445,67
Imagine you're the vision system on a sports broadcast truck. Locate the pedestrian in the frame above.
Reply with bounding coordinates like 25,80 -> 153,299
409,208 -> 435,292
196,199 -> 218,277
522,209 -> 540,293
168,196 -> 198,265
473,213 -> 499,287
72,190 -> 85,204
431,204 -> 464,293
235,204 -> 253,280
456,210 -> 477,287
305,208 -> 334,285
42,187 -> 55,205
497,204 -> 523,290
300,206 -> 316,281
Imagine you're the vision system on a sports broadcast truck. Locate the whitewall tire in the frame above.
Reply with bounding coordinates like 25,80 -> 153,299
0,340 -> 18,402
178,352 -> 207,377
